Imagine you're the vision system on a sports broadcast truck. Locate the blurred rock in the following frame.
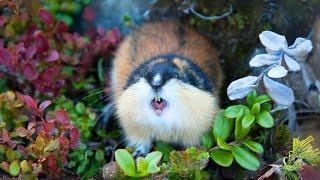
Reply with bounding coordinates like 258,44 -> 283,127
91,0 -> 158,34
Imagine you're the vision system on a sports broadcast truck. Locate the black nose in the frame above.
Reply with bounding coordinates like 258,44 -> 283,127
151,81 -> 162,90
148,74 -> 164,91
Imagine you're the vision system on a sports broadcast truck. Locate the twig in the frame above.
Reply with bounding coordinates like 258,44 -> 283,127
187,3 -> 233,21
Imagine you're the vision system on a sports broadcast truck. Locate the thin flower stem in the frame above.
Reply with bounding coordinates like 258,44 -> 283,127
208,141 -> 238,151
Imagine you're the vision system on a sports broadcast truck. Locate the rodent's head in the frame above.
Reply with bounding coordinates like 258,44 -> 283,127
116,54 -> 218,130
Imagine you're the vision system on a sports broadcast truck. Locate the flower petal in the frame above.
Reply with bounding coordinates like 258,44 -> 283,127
259,31 -> 288,51
284,54 -> 300,72
284,37 -> 313,61
249,54 -> 280,67
263,75 -> 294,106
267,65 -> 288,78
227,76 -> 258,100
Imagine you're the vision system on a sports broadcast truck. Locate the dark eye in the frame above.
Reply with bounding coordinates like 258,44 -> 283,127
174,73 -> 179,79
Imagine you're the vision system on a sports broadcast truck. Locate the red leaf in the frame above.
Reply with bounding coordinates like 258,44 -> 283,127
1,162 -> 9,172
0,16 -> 6,27
56,21 -> 68,33
106,28 -> 121,45
22,63 -> 38,80
16,127 -> 28,137
46,154 -> 59,172
69,127 -> 80,149
0,48 -> 13,66
82,6 -> 95,22
55,109 -> 70,125
39,100 -> 51,111
35,34 -> 49,53
21,95 -> 38,110
43,121 -> 55,135
44,49 -> 59,62
39,9 -> 54,25
26,45 -> 37,59
2,129 -> 11,143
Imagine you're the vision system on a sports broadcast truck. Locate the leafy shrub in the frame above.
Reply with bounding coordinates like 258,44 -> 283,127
43,0 -> 91,26
0,91 -> 80,178
0,5 -> 120,97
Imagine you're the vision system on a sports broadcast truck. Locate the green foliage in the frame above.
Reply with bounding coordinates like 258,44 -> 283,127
43,0 -> 91,26
115,149 -> 162,177
209,91 -> 272,171
282,136 -> 320,179
168,147 -> 210,179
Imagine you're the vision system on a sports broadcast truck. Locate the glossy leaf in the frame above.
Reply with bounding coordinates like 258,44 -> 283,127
95,149 -> 105,162
231,146 -> 260,171
210,149 -> 233,167
251,103 -> 260,115
225,105 -> 250,119
9,160 -> 20,176
256,110 -> 274,128
242,141 -> 264,153
213,110 -> 234,140
217,137 -> 231,150
242,114 -> 255,128
115,149 -> 136,176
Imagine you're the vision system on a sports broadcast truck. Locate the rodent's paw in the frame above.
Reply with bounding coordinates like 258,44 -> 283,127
131,143 -> 151,159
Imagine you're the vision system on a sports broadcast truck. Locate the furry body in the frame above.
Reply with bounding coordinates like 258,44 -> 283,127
111,21 -> 222,156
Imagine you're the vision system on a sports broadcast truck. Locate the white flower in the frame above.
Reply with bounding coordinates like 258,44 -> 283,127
249,31 -> 313,76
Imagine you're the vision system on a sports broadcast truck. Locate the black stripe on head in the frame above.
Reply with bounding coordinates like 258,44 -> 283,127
125,54 -> 214,92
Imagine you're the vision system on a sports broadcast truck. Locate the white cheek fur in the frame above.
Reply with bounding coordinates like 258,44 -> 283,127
116,78 -> 219,146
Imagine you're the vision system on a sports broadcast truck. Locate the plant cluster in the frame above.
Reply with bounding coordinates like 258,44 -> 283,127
0,4 -> 120,97
42,0 -> 91,26
0,91 -> 80,178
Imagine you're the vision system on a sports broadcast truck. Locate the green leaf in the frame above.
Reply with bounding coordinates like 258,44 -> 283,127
20,160 -> 32,174
44,139 -> 59,152
6,149 -> 16,162
246,90 -> 257,107
251,103 -> 260,115
201,132 -> 214,149
217,137 -> 231,150
242,114 -> 255,128
145,151 -> 162,174
95,149 -> 105,162
242,141 -> 264,153
115,149 -> 136,176
75,102 -> 86,114
210,149 -> 233,167
261,103 -> 272,111
97,58 -> 105,83
136,157 -> 149,175
225,105 -> 250,118
9,160 -> 20,176
213,110 -> 234,140
231,145 -> 260,171
256,110 -> 274,128
234,108 -> 244,141
255,95 -> 271,104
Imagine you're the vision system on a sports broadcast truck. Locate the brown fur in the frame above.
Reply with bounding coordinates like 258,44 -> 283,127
112,21 -> 223,99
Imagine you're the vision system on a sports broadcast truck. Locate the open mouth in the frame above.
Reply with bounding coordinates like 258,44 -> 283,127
151,94 -> 167,116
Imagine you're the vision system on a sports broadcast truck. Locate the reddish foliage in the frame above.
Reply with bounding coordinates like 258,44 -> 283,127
0,92 -> 81,177
39,9 -> 54,25
0,7 -> 121,96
